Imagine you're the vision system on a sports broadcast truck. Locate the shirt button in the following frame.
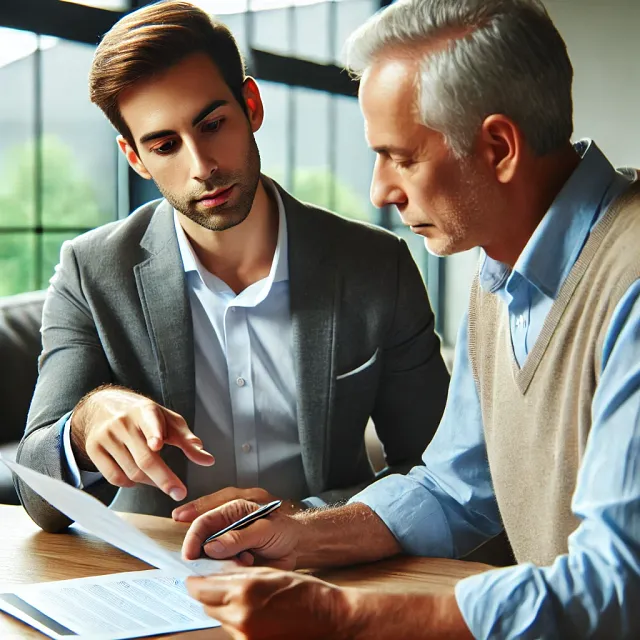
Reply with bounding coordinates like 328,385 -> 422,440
241,442 -> 252,453
236,376 -> 246,387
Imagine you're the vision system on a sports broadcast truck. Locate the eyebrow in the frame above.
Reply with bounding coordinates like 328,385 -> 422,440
138,99 -> 229,145
192,99 -> 229,127
372,145 -> 412,156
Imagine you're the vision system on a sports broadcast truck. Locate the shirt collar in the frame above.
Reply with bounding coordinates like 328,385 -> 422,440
480,139 -> 633,298
173,175 -> 289,296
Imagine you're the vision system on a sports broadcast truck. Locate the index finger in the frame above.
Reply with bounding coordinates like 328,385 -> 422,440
182,499 -> 261,560
126,429 -> 187,501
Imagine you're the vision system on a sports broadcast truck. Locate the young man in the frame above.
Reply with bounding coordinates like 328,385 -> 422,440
180,0 -> 640,638
15,1 -> 449,533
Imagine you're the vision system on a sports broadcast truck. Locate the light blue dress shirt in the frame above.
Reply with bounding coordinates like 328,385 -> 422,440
64,178 -> 320,505
352,141 -> 640,638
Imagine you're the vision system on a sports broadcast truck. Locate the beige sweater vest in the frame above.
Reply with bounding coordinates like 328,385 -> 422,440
468,182 -> 640,566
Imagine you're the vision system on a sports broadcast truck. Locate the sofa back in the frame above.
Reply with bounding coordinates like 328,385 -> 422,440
0,290 -> 46,445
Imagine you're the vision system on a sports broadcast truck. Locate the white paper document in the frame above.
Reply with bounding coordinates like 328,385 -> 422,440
0,458 -> 224,639
0,569 -> 219,639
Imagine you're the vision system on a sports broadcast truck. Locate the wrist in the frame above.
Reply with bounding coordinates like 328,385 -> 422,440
69,401 -> 96,472
291,510 -> 325,569
292,503 -> 401,570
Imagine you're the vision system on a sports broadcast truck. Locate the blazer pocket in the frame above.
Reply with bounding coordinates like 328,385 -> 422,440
336,348 -> 380,381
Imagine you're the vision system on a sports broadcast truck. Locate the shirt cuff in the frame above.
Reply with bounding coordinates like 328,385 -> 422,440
348,473 -> 453,558
62,414 -> 103,489
301,496 -> 327,509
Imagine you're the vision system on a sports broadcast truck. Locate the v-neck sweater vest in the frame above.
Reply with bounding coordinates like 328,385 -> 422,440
468,182 -> 640,565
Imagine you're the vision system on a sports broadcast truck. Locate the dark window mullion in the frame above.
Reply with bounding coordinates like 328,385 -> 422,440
0,228 -> 95,234
286,5 -> 296,194
34,36 -> 43,290
0,0 -> 123,46
250,49 -> 358,97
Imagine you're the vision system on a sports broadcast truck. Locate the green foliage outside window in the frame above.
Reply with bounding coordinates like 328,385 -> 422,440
0,135 -> 108,297
265,167 -> 372,223
289,167 -> 371,223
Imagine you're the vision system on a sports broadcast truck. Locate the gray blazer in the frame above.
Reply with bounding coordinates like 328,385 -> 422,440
16,184 -> 449,532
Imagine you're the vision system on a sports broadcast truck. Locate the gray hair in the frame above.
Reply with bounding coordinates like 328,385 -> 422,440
345,0 -> 574,158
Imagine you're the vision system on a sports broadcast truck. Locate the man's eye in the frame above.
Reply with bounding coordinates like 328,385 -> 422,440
395,158 -> 414,169
202,119 -> 223,133
153,140 -> 177,155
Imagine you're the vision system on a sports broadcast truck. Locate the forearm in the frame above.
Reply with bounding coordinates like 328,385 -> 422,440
17,417 -> 117,532
293,503 -> 402,569
346,589 -> 472,640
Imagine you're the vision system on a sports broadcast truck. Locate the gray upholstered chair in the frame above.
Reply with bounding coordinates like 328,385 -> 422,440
0,290 -> 46,504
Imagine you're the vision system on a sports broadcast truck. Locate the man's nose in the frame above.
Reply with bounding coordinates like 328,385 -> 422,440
370,165 -> 407,209
189,143 -> 218,181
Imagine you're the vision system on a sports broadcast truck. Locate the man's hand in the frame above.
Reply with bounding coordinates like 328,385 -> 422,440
186,567 -> 473,640
186,566 -> 362,640
70,386 -> 214,501
182,499 -> 302,570
183,501 -> 404,571
172,487 -> 304,523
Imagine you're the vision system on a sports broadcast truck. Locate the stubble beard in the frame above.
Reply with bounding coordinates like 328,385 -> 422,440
425,160 -> 492,257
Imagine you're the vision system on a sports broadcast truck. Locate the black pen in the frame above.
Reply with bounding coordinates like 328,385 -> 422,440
201,499 -> 283,548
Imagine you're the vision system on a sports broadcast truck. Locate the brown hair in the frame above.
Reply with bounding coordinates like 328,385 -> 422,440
89,0 -> 247,146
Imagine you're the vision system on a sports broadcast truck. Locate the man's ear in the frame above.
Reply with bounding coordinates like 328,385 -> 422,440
242,77 -> 265,134
477,115 -> 523,185
117,135 -> 152,180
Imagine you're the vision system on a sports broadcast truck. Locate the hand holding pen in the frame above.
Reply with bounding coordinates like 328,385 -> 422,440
202,500 -> 282,548
182,498 -> 302,571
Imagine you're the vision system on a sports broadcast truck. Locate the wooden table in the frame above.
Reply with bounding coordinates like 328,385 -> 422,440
0,505 -> 491,639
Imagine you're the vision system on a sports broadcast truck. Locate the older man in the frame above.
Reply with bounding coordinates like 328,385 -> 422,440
181,0 -> 640,638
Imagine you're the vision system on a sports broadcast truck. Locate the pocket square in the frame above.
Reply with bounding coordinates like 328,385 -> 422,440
336,348 -> 379,380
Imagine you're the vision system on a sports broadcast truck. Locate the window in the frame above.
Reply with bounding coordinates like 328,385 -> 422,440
0,28 -> 120,296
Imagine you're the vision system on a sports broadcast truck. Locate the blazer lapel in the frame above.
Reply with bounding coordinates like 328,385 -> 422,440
280,186 -> 338,496
134,200 -> 195,482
